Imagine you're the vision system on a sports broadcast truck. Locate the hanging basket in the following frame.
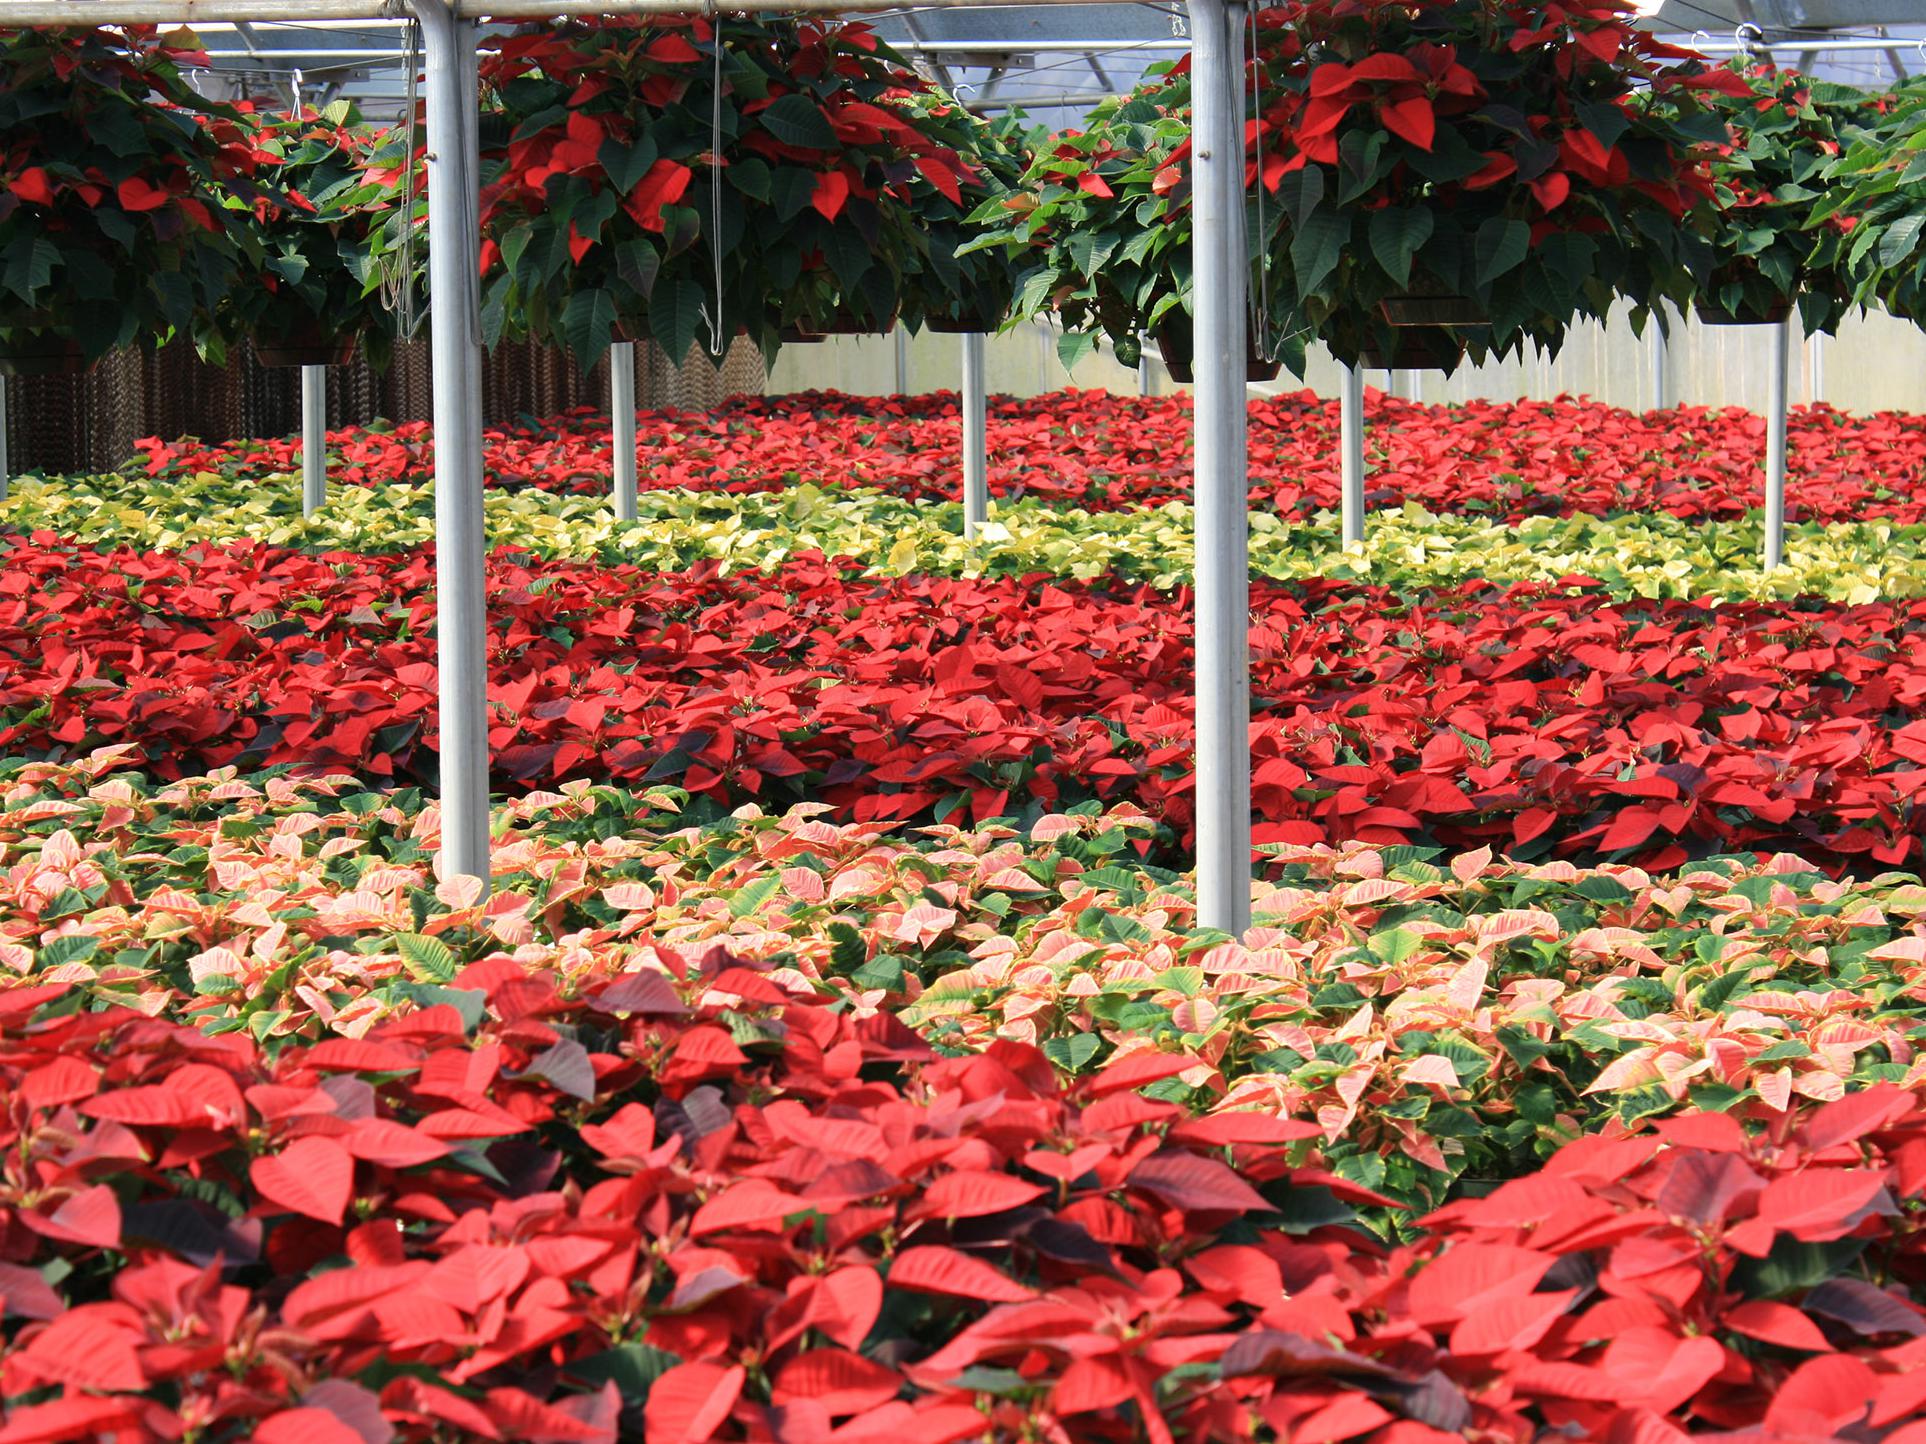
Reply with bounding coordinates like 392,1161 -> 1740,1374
780,312 -> 898,344
1152,317 -> 1281,385
254,326 -> 359,369
0,336 -> 89,376
1693,297 -> 1791,326
924,309 -> 1003,335
1356,325 -> 1469,371
1379,294 -> 1486,328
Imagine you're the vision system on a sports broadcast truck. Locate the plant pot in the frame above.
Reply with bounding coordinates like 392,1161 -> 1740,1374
0,337 -> 89,376
781,312 -> 900,344
821,312 -> 899,336
1693,297 -> 1791,326
255,329 -> 358,368
1380,294 -> 1486,327
925,311 -> 1002,334
1356,326 -> 1469,370
1152,318 -> 1282,384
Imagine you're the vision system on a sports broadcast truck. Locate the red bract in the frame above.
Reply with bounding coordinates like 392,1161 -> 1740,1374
130,389 -> 1926,525
7,971 -> 1926,1440
1,538 -> 1925,869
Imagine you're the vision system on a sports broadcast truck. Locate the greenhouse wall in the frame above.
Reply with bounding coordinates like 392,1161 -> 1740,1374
769,308 -> 1926,415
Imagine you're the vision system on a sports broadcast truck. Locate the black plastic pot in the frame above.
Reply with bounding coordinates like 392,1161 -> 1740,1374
1356,325 -> 1470,370
0,337 -> 89,376
1380,295 -> 1486,327
1693,297 -> 1791,326
1152,316 -> 1282,384
924,311 -> 1002,334
255,328 -> 358,368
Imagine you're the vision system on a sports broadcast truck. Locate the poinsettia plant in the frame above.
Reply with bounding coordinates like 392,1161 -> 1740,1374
965,87 -> 1206,372
1671,62 -> 1888,328
476,16 -> 983,369
981,0 -> 1737,373
1810,72 -> 1926,325
888,97 -> 1036,332
212,102 -> 409,368
0,25 -> 258,368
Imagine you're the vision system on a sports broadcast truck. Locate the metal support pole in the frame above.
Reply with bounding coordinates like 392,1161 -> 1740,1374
415,0 -> 490,889
300,364 -> 326,517
1188,0 -> 1251,936
892,326 -> 909,395
1340,362 -> 1364,546
961,332 -> 988,539
1649,306 -> 1669,411
1765,315 -> 1789,570
1139,354 -> 1155,397
610,340 -> 637,522
1809,329 -> 1824,406
0,379 -> 9,503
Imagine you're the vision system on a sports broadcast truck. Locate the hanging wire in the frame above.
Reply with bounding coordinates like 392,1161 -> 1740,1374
698,5 -> 728,358
1243,2 -> 1273,363
377,15 -> 424,340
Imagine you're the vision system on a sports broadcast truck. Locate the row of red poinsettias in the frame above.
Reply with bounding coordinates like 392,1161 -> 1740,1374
2,953 -> 1924,1443
130,390 -> 1926,525
2,538 -> 1921,871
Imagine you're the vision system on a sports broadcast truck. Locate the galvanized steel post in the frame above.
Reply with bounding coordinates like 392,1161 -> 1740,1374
1650,310 -> 1669,411
1765,315 -> 1789,570
610,340 -> 637,521
961,332 -> 988,538
300,364 -> 326,516
1340,362 -> 1364,547
1187,0 -> 1252,936
414,0 -> 491,889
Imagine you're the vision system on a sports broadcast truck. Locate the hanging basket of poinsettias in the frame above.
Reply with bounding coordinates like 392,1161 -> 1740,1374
476,15 -> 990,371
0,25 -> 258,373
1806,77 -> 1926,329
979,0 -> 1741,376
206,101 -> 412,369
1649,61 -> 1890,329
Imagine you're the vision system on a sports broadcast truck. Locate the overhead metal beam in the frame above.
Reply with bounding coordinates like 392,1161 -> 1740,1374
0,0 -> 1103,21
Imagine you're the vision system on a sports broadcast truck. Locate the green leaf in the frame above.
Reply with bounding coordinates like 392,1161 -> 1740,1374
1574,100 -> 1630,154
1879,213 -> 1926,270
729,874 -> 782,918
570,1344 -> 681,1396
1044,1032 -> 1103,1074
1066,228 -> 1118,280
1336,129 -> 1389,207
727,156 -> 772,202
1290,210 -> 1349,301
561,287 -> 618,369
599,134 -> 660,196
1012,265 -> 1060,319
613,239 -> 661,301
827,920 -> 867,974
1367,207 -> 1434,289
759,94 -> 837,150
648,277 -> 705,364
501,221 -> 536,280
35,935 -> 98,970
769,167 -> 818,223
1474,217 -> 1530,287
396,932 -> 458,984
1057,329 -> 1098,371
852,953 -> 906,992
